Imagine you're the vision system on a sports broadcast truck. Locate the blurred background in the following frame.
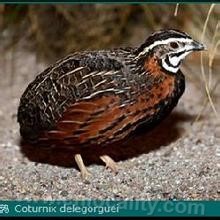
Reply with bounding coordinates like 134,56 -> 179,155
0,4 -> 219,62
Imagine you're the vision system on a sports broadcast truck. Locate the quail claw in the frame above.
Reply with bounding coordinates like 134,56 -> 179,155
100,155 -> 119,174
75,154 -> 91,180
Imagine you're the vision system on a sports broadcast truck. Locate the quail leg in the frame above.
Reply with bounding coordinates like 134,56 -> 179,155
74,154 -> 91,180
100,155 -> 119,174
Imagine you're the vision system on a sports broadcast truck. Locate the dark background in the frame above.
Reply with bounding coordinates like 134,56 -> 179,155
0,4 -> 219,62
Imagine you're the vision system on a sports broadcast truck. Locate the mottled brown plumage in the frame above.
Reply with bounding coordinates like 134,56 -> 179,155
17,29 -> 205,178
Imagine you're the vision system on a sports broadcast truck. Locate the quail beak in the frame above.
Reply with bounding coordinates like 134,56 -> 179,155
191,40 -> 207,51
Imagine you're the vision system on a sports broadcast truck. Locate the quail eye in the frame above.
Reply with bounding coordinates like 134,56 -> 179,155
169,42 -> 179,49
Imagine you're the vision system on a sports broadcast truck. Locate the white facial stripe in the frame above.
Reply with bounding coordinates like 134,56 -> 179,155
138,37 -> 193,57
169,44 -> 194,56
169,51 -> 190,67
169,44 -> 192,56
162,59 -> 179,73
169,56 -> 180,67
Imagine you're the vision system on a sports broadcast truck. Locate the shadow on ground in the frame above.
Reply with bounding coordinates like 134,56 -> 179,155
20,111 -> 194,170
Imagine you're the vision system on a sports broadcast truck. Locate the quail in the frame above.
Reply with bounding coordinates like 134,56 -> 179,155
17,29 -> 205,179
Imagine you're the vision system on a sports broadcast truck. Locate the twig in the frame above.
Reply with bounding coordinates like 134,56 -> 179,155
193,79 -> 220,124
200,4 -> 218,118
208,21 -> 220,88
174,4 -> 179,17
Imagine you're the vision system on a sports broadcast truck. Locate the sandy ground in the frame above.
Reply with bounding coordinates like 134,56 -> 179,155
0,42 -> 219,200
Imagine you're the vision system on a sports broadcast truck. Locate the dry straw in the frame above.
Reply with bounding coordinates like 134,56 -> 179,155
200,4 -> 218,118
